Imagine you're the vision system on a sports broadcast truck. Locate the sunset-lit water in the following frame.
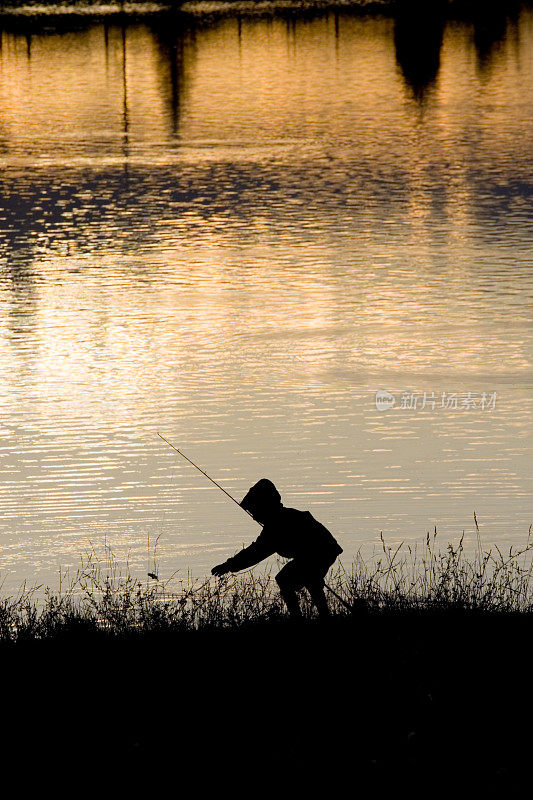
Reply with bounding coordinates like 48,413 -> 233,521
0,5 -> 531,595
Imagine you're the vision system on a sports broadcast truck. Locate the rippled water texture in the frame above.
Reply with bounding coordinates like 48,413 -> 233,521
0,6 -> 531,593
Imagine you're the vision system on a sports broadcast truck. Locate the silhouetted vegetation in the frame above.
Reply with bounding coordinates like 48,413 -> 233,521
2,532 -> 533,792
2,528 -> 533,642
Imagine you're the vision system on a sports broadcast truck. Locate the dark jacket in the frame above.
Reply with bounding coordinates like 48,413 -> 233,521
227,506 -> 342,572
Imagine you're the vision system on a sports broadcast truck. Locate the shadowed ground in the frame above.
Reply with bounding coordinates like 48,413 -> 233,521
2,610 -> 531,794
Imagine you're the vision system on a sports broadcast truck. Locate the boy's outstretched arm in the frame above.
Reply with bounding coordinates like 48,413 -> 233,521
212,533 -> 274,576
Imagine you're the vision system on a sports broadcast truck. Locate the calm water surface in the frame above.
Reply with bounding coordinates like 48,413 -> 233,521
0,7 -> 532,594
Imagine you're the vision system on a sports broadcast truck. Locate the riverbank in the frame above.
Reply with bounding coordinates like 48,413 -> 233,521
1,539 -> 532,791
0,0 -> 528,20
2,531 -> 533,640
2,610 -> 532,793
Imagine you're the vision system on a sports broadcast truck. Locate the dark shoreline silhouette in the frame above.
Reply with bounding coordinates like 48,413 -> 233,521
2,611 -> 532,793
2,534 -> 533,789
0,0 -> 529,20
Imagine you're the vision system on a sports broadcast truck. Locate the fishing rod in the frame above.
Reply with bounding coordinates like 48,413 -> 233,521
157,433 -> 254,519
157,433 -> 353,612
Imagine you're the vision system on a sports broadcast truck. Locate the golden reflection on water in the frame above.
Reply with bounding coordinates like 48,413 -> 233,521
0,9 -> 531,593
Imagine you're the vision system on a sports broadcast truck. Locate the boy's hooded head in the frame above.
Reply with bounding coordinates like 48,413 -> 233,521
240,478 -> 282,523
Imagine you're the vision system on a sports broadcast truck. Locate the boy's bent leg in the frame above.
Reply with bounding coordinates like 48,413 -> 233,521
276,561 -> 304,617
305,556 -> 337,617
307,580 -> 330,617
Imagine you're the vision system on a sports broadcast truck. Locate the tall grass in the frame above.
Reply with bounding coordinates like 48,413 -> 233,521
332,524 -> 533,614
1,526 -> 533,643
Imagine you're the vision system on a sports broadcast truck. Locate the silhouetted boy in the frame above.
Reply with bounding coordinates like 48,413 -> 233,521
211,478 -> 343,617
